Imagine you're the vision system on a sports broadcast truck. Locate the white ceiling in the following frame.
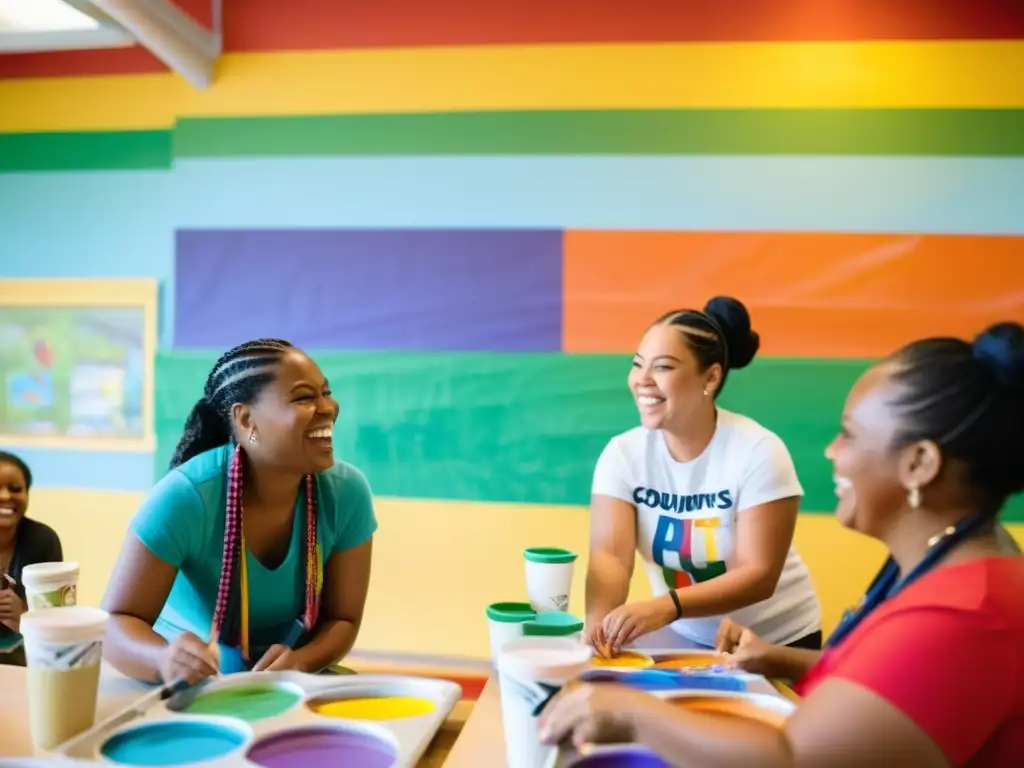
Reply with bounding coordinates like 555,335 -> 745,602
0,0 -> 133,52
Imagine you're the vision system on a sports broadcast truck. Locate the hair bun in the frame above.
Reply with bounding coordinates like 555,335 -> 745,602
704,296 -> 761,370
973,322 -> 1024,395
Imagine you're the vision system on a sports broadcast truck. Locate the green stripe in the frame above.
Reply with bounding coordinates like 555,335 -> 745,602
0,130 -> 171,173
153,351 -> 1024,522
173,109 -> 1024,158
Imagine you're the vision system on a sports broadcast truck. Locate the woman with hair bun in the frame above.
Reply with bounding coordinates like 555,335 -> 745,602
102,339 -> 376,684
543,322 -> 1024,766
585,297 -> 822,655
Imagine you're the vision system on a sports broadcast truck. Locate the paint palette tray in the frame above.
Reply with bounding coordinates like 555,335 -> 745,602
53,671 -> 462,768
586,648 -> 778,694
546,689 -> 798,768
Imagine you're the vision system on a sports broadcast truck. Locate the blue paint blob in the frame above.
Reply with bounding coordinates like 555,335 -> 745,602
100,720 -> 246,766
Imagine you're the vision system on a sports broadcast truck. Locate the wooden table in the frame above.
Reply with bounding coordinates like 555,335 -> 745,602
0,664 -> 471,764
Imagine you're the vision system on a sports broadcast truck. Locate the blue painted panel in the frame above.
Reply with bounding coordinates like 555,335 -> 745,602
170,156 -> 1024,234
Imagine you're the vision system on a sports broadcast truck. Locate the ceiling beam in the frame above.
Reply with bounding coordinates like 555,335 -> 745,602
84,0 -> 221,89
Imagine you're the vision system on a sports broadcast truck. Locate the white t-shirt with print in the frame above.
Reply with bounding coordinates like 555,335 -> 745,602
592,408 -> 822,647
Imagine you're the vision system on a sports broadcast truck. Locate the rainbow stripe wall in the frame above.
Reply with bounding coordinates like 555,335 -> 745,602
1,1 -> 1023,654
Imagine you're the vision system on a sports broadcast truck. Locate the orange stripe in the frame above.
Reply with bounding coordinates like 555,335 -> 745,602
562,232 -> 1024,358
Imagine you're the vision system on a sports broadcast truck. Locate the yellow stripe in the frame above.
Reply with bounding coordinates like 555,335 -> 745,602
701,524 -> 720,562
2,41 -> 1022,132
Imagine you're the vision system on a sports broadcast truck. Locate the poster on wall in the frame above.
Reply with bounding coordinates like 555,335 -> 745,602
0,280 -> 156,451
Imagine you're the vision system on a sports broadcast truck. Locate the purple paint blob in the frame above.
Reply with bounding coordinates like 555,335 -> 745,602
570,747 -> 673,768
247,727 -> 398,768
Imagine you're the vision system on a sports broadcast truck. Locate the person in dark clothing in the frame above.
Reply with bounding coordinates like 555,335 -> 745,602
0,451 -> 63,666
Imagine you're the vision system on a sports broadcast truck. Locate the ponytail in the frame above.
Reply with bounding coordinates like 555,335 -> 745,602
169,398 -> 230,470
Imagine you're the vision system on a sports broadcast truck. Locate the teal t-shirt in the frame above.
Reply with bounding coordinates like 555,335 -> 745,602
130,445 -> 377,648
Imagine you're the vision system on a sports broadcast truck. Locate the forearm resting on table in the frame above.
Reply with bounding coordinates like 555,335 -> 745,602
632,697 -> 792,768
671,565 -> 779,619
586,550 -> 632,616
762,646 -> 821,682
292,619 -> 360,672
104,613 -> 169,683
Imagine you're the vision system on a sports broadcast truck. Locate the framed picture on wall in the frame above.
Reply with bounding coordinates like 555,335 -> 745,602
0,278 -> 157,452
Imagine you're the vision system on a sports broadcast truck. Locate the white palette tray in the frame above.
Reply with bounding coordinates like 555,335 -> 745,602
23,671 -> 462,768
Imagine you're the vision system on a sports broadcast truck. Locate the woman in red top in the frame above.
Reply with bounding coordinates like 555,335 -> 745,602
539,322 -> 1024,767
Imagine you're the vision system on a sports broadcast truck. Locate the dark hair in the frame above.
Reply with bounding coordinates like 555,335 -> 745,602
656,296 -> 761,397
0,451 -> 32,490
887,321 -> 1024,512
169,339 -> 295,469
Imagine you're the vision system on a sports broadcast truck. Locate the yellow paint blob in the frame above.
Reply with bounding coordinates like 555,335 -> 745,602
590,651 -> 653,668
652,654 -> 723,669
309,695 -> 436,721
671,697 -> 787,729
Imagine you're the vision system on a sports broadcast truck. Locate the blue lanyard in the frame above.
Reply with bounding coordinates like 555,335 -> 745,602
826,511 -> 989,649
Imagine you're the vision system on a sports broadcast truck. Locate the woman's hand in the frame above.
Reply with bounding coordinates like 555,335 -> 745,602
601,598 -> 674,653
159,631 -> 219,685
0,587 -> 25,623
715,618 -> 775,676
252,644 -> 303,672
584,614 -> 611,658
539,683 -> 648,748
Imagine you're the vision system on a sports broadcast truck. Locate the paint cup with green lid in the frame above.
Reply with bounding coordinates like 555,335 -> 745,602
523,611 -> 585,643
486,601 -> 536,661
523,547 -> 577,613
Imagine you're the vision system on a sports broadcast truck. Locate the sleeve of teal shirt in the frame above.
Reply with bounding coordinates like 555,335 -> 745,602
328,464 -> 378,553
129,470 -> 205,568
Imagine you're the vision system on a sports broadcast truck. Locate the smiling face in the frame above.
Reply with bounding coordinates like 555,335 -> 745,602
826,363 -> 925,536
233,349 -> 340,475
0,460 -> 29,534
627,322 -> 722,432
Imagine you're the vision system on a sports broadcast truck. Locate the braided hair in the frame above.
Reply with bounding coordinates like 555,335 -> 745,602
656,296 -> 761,398
168,339 -> 321,651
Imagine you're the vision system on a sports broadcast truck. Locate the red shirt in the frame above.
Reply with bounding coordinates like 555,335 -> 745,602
797,557 -> 1024,767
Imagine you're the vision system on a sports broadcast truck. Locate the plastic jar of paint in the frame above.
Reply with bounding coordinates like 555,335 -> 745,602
522,611 -> 584,643
486,602 -> 537,661
21,562 -> 79,610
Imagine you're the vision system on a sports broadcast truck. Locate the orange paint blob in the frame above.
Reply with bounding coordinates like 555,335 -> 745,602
590,651 -> 653,668
671,697 -> 787,728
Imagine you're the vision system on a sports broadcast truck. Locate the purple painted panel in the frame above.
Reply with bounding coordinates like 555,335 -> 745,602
174,229 -> 563,351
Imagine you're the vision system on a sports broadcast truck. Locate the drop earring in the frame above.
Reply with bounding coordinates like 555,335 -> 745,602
248,427 -> 258,444
908,485 -> 921,509
702,388 -> 709,397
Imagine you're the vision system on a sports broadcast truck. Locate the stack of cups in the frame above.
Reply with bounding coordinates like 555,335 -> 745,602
20,605 -> 109,752
497,637 -> 593,768
486,547 -> 581,663
21,562 -> 80,610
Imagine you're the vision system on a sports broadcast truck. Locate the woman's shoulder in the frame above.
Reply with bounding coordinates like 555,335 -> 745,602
16,517 -> 61,551
317,460 -> 372,499
315,461 -> 377,550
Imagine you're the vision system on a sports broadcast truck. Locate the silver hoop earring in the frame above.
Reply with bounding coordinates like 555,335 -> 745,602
908,485 -> 921,509
248,428 -> 258,444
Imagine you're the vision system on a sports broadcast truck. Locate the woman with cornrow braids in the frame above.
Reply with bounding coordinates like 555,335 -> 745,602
102,339 -> 376,684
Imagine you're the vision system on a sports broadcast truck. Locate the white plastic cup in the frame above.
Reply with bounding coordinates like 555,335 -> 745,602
20,605 -> 109,752
486,602 -> 536,662
497,637 -> 593,768
21,562 -> 79,611
524,548 -> 577,613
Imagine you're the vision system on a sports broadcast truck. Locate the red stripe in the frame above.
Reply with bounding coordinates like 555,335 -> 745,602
3,0 -> 1022,80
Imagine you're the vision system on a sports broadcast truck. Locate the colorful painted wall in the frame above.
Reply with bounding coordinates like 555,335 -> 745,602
1,1 -> 1022,659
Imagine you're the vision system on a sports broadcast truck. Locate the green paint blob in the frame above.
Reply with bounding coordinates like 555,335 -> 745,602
184,684 -> 301,722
